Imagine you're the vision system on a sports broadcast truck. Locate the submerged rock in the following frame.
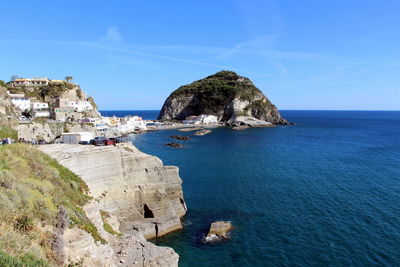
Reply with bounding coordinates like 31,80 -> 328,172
205,221 -> 233,242
177,127 -> 203,132
170,135 -> 190,141
165,142 -> 183,148
232,125 -> 250,131
193,130 -> 211,136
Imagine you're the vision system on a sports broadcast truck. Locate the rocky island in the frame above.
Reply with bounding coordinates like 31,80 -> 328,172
158,71 -> 290,127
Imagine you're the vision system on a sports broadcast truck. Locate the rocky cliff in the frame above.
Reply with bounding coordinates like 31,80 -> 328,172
158,71 -> 289,125
40,143 -> 186,266
0,85 -> 20,118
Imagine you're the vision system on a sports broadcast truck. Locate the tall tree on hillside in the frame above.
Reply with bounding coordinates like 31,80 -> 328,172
65,76 -> 73,83
10,75 -> 19,81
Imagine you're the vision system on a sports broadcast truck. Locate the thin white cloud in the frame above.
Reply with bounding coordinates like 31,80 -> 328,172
99,26 -> 122,43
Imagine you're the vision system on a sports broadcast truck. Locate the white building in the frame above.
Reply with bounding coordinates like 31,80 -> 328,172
120,116 -> 146,131
199,115 -> 218,124
12,77 -> 49,87
107,116 -> 146,134
62,132 -> 94,144
69,101 -> 93,112
183,114 -> 218,124
95,123 -> 109,132
8,92 -> 31,111
31,102 -> 49,110
32,110 -> 50,118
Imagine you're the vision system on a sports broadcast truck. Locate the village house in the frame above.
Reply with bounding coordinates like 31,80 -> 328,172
69,100 -> 93,112
183,114 -> 218,124
12,77 -> 50,87
32,109 -> 50,118
30,102 -> 49,110
61,132 -> 94,144
107,115 -> 146,134
30,102 -> 50,118
8,92 -> 30,111
50,98 -> 83,122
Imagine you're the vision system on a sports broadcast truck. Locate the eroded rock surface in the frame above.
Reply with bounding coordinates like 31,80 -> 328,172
158,71 -> 289,125
205,221 -> 233,242
40,143 -> 186,266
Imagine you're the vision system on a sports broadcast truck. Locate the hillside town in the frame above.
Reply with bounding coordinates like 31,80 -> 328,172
2,76 -> 220,146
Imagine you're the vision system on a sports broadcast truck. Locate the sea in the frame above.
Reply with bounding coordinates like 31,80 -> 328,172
101,110 -> 400,266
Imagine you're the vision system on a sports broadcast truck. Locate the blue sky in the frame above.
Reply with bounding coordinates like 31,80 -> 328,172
1,0 -> 399,110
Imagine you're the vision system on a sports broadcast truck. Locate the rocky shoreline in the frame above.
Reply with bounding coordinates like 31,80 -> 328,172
40,143 -> 186,266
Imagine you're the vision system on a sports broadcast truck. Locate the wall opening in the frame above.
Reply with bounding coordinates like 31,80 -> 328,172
143,204 -> 154,218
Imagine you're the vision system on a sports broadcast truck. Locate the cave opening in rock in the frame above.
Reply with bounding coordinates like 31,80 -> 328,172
180,198 -> 187,210
143,204 -> 154,218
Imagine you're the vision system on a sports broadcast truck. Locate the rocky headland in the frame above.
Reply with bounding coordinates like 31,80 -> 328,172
40,143 -> 187,266
158,71 -> 290,127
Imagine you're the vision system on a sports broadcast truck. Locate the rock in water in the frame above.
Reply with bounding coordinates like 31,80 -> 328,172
166,142 -> 183,148
178,127 -> 203,132
205,221 -> 233,242
193,129 -> 211,136
158,71 -> 289,125
170,135 -> 190,141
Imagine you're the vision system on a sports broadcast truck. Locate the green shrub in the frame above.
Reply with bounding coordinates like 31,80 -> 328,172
0,250 -> 48,267
100,210 -> 122,237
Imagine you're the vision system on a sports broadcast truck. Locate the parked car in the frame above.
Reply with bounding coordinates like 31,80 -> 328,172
79,141 -> 90,145
38,140 -> 46,145
109,137 -> 120,144
94,139 -> 105,146
103,139 -> 115,146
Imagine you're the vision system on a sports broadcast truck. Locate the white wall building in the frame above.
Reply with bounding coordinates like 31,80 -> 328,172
31,102 -> 49,110
33,110 -> 50,118
108,116 -> 146,134
183,115 -> 218,125
13,77 -> 49,87
8,92 -> 31,111
69,101 -> 93,112
202,115 -> 218,124
120,116 -> 147,131
62,132 -> 94,144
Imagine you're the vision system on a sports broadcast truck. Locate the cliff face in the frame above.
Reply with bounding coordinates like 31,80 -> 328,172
0,85 -> 20,118
40,143 -> 187,239
158,71 -> 289,125
40,143 -> 186,266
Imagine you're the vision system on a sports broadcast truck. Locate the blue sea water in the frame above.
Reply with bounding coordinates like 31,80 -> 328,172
105,110 -> 400,266
99,110 -> 158,120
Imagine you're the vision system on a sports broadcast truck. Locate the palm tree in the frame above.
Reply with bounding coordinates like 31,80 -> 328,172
65,76 -> 73,83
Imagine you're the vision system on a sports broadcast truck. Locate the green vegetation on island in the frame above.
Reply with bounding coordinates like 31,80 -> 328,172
158,70 -> 288,124
169,71 -> 264,115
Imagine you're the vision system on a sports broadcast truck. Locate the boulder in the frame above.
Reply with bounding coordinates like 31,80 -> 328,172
170,135 -> 190,141
205,221 -> 232,242
165,142 -> 183,148
193,130 -> 211,136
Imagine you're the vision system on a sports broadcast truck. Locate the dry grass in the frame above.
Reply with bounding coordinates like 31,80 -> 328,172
0,144 -> 104,265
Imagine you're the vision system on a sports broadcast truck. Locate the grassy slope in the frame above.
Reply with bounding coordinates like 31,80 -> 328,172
0,144 -> 104,266
0,125 -> 18,139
